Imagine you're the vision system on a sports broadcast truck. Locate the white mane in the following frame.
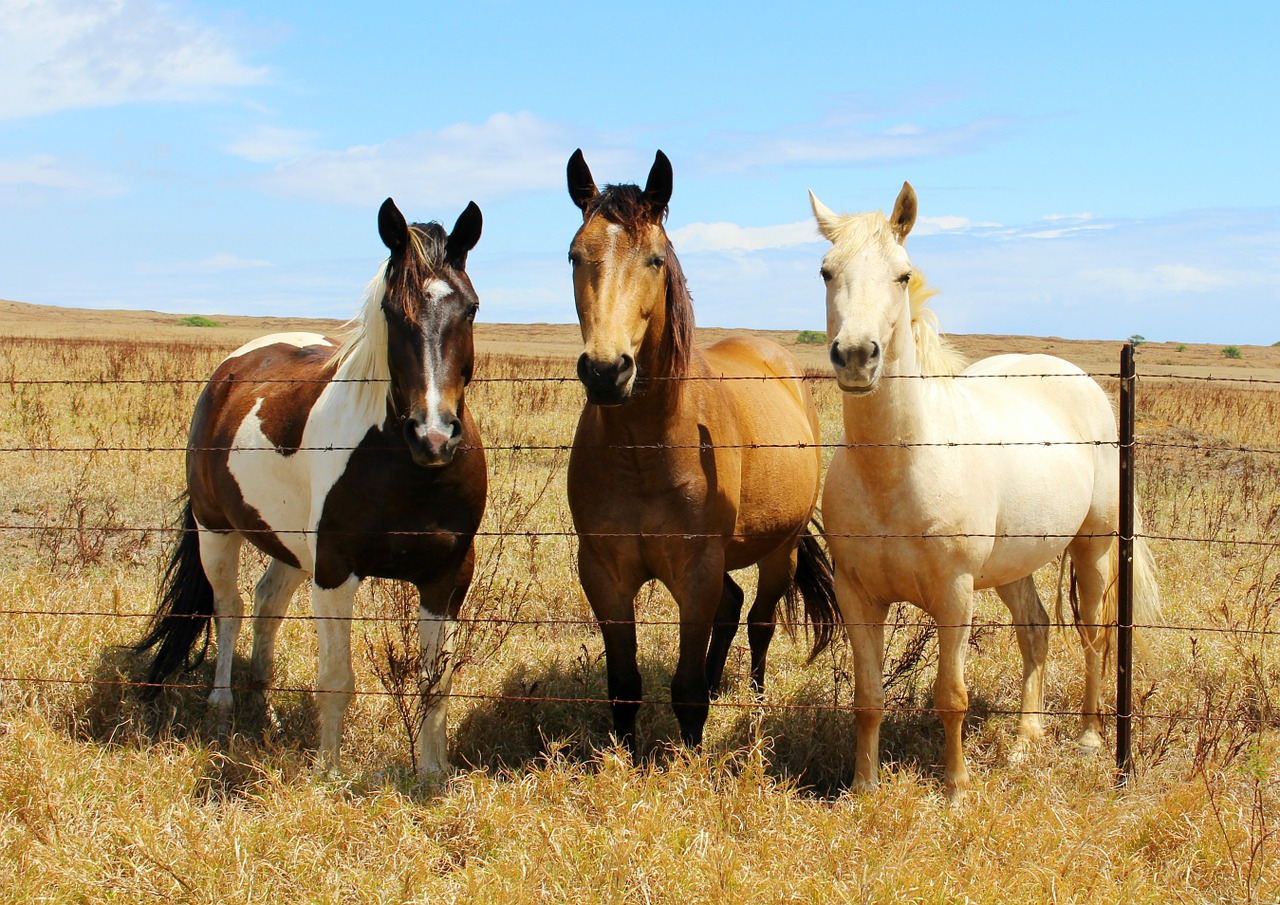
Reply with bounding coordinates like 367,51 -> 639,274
331,263 -> 392,421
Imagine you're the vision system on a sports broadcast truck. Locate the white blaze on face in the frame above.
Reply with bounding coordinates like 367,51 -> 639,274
420,278 -> 454,434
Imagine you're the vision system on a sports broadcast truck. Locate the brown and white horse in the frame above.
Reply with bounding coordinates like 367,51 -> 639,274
136,198 -> 488,777
565,149 -> 838,752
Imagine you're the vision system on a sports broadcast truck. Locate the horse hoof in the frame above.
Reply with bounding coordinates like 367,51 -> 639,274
1076,729 -> 1104,755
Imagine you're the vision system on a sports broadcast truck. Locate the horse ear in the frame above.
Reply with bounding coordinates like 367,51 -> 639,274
809,190 -> 840,242
378,197 -> 409,255
567,149 -> 598,212
890,181 -> 917,242
446,201 -> 483,269
643,150 -> 673,216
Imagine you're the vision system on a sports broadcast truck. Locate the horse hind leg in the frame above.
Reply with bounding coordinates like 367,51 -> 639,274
704,573 -> 744,700
745,546 -> 799,695
200,528 -> 245,737
248,558 -> 306,727
994,575 -> 1049,759
1067,537 -> 1112,752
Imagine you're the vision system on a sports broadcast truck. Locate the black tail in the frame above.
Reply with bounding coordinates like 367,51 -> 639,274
134,498 -> 213,699
784,518 -> 840,662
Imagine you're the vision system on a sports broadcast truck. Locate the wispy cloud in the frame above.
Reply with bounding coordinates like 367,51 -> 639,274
699,115 -> 1012,173
226,126 -> 319,164
257,112 -> 637,208
0,153 -> 124,196
670,220 -> 819,253
137,253 -> 271,276
0,0 -> 265,120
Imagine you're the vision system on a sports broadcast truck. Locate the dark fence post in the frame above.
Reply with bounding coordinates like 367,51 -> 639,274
1116,342 -> 1136,785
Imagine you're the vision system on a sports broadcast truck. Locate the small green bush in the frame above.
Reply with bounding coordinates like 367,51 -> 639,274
796,330 -> 827,345
1128,334 -> 1146,346
178,315 -> 222,328
1176,344 -> 1187,352
1221,345 -> 1242,359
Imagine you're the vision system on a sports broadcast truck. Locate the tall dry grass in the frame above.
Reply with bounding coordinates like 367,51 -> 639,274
0,335 -> 1276,903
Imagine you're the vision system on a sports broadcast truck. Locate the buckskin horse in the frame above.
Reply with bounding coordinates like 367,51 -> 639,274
137,198 -> 488,777
565,149 -> 838,752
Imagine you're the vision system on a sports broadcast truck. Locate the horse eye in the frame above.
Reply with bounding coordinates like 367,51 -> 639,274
820,267 -> 832,283
648,254 -> 665,269
467,301 -> 479,321
568,251 -> 581,267
897,271 -> 912,284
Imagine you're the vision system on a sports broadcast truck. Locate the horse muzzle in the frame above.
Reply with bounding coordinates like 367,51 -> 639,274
404,414 -> 463,467
577,352 -> 636,407
830,338 -> 882,394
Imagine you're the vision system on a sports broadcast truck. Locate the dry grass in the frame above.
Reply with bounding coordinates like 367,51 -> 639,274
0,325 -> 1277,904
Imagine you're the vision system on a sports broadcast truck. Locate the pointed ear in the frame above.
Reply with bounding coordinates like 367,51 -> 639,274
378,197 -> 409,255
809,190 -> 841,242
890,181 -> 917,242
642,150 -> 673,216
446,201 -> 482,269
567,148 -> 598,212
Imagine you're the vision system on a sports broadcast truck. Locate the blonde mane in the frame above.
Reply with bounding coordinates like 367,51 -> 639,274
330,265 -> 392,420
825,209 -> 966,378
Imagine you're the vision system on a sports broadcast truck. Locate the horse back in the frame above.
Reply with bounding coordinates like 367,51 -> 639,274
186,333 -> 339,567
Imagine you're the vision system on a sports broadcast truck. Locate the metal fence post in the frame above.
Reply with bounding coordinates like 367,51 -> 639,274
1116,342 -> 1136,785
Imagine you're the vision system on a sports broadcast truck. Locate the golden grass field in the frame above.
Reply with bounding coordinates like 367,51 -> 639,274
0,298 -> 1277,903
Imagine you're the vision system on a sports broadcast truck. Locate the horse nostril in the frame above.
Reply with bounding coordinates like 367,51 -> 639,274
616,353 -> 635,385
868,341 -> 881,360
829,341 -> 845,368
447,416 -> 462,439
576,353 -> 592,384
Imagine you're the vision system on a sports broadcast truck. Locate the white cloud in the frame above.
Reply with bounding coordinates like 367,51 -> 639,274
196,253 -> 271,273
0,0 -> 265,119
1080,263 -> 1237,295
0,153 -> 124,196
670,220 -> 819,253
226,126 -> 318,164
913,215 -> 1003,236
257,112 -> 634,208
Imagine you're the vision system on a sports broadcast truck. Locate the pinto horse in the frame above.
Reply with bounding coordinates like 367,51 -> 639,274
809,183 -> 1160,801
565,149 -> 839,751
136,198 -> 488,776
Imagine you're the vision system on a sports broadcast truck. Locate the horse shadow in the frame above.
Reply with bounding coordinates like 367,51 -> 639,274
69,642 -> 321,798
451,647 -> 1006,800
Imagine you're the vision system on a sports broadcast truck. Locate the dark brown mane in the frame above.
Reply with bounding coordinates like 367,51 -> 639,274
385,221 -> 449,320
586,184 -> 694,382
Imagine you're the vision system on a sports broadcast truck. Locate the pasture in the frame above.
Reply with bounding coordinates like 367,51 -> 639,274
0,306 -> 1277,903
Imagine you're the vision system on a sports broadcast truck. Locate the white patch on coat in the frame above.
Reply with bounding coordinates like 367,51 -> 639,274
222,332 -> 332,364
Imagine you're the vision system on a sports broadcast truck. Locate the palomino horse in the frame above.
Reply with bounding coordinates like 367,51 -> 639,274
136,198 -> 488,776
565,149 -> 838,751
809,183 -> 1160,800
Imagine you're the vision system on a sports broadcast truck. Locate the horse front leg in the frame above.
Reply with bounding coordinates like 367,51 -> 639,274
704,572 -> 744,699
311,574 -> 360,775
248,558 -> 306,728
414,544 -> 475,779
933,578 -> 976,804
579,543 -> 646,757
667,549 -> 727,749
837,565 -> 888,793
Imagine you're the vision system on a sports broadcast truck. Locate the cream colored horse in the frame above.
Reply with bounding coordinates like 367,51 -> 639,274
810,182 -> 1160,801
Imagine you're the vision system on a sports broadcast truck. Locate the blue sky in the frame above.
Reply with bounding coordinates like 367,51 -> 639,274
2,1 -> 1278,343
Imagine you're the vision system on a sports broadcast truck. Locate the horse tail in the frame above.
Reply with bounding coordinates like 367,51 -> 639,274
134,497 -> 214,699
786,517 -> 840,662
1058,508 -> 1163,671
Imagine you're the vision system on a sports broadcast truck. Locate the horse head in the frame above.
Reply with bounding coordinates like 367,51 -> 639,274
565,148 -> 691,406
810,182 -> 918,394
377,197 -> 482,466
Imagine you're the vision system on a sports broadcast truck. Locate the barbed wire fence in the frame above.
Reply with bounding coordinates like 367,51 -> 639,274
0,342 -> 1277,784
